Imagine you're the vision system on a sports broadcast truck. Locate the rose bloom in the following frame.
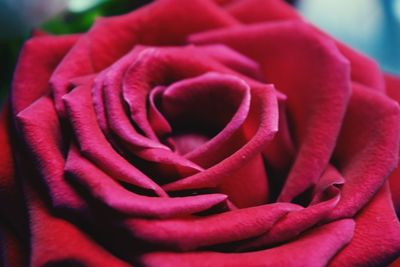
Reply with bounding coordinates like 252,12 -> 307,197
1,0 -> 400,266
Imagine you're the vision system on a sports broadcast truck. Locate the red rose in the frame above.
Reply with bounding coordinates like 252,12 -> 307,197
1,0 -> 400,266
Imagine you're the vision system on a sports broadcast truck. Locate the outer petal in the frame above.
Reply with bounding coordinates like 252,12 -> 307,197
222,0 -> 385,92
0,106 -> 27,266
385,74 -> 400,216
25,182 -> 130,266
329,83 -> 400,219
140,219 -> 355,267
329,183 -> 400,266
0,223 -> 24,267
11,34 -> 79,114
16,96 -> 85,211
386,74 -> 400,102
224,0 -> 300,22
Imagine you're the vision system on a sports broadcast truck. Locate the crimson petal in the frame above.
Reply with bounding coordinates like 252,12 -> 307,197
140,219 -> 354,267
50,0 -> 238,116
126,203 -> 300,251
162,82 -> 278,191
11,34 -> 79,114
385,74 -> 400,216
222,0 -> 385,92
190,21 -> 351,202
329,83 -> 400,219
65,145 -> 228,218
16,96 -> 84,211
63,83 -> 167,196
329,183 -> 400,266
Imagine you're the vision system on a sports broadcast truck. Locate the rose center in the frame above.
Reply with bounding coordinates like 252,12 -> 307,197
148,73 -> 250,156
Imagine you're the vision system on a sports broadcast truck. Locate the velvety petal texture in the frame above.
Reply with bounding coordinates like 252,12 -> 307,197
1,0 -> 400,266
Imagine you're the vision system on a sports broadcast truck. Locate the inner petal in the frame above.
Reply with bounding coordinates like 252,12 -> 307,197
172,133 -> 210,155
158,72 -> 250,156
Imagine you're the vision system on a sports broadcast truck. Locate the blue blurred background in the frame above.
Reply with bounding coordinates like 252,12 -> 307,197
0,0 -> 399,102
298,0 -> 400,75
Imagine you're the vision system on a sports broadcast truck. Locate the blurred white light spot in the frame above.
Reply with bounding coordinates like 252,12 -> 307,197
298,0 -> 382,54
68,0 -> 103,12
395,0 -> 400,22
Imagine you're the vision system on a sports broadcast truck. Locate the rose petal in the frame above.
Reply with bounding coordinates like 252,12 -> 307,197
310,165 -> 345,205
50,0 -> 238,116
239,166 -> 343,251
331,43 -> 385,92
139,219 -> 355,267
218,153 -> 269,207
26,184 -> 130,267
162,83 -> 278,191
198,45 -> 263,80
329,183 -> 400,266
389,258 -> 400,267
16,96 -> 85,211
385,74 -> 400,216
99,48 -> 204,177
126,202 -> 300,251
120,47 -> 230,143
11,34 -> 79,114
190,21 -> 351,202
97,46 -> 162,145
388,167 -> 400,218
148,86 -> 172,138
262,98 -> 296,201
65,145 -> 228,218
0,223 -> 24,267
100,46 -> 272,183
225,0 -> 300,23
161,72 -> 250,164
223,0 -> 385,92
328,82 -> 400,220
386,74 -> 400,102
0,106 -> 27,266
63,83 -> 167,196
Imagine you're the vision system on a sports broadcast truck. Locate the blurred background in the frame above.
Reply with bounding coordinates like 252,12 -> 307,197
0,0 -> 399,103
